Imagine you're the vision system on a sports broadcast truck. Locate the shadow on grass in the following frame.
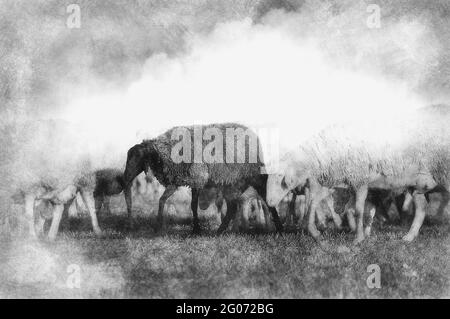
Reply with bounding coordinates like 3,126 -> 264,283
2,210 -> 449,298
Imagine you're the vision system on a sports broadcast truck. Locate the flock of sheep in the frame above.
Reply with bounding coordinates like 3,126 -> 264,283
7,104 -> 450,245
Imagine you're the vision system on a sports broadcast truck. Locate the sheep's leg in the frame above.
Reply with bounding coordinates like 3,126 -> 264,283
48,204 -> 64,241
95,196 -> 104,214
303,187 -> 312,226
104,197 -> 111,215
307,197 -> 321,241
81,190 -> 102,236
364,204 -> 376,237
254,198 -> 266,230
239,199 -> 250,232
343,194 -> 356,231
403,191 -> 413,213
253,179 -> 283,234
297,194 -> 307,226
403,192 -> 427,242
258,198 -> 275,232
393,193 -> 408,225
35,212 -> 46,237
436,189 -> 449,219
219,200 -> 227,226
191,188 -> 201,234
217,213 -> 232,234
217,199 -> 239,235
24,194 -> 37,238
157,185 -> 177,233
124,185 -> 133,227
216,194 -> 226,224
354,185 -> 368,244
267,206 -> 283,235
346,207 -> 357,232
60,197 -> 75,231
315,202 -> 327,230
307,180 -> 325,241
287,192 -> 296,227
232,201 -> 243,232
325,194 -> 342,230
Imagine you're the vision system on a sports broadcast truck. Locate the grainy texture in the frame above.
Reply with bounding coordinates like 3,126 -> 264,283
1,0 -> 450,299
0,207 -> 448,298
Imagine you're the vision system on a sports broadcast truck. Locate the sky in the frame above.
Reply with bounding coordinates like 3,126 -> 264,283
1,0 -> 449,167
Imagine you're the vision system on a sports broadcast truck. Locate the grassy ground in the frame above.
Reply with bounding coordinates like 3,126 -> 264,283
1,207 -> 449,299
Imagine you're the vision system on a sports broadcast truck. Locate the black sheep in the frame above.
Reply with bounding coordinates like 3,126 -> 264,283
123,123 -> 283,234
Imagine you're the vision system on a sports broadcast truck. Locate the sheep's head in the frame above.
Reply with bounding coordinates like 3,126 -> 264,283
266,168 -> 308,207
124,143 -> 148,187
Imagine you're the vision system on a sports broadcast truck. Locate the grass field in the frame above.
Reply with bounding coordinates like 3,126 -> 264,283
1,195 -> 449,299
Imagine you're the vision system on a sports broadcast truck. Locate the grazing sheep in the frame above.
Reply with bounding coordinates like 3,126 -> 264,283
123,123 -> 283,234
267,145 -> 439,243
227,186 -> 273,233
282,185 -> 342,230
20,168 -> 163,239
266,172 -> 343,240
20,173 -> 101,240
92,169 -> 154,215
268,104 -> 449,243
269,175 -> 409,238
236,188 -> 339,234
5,119 -> 128,240
93,168 -> 125,214
363,105 -> 449,242
195,185 -> 268,232
265,185 -> 345,234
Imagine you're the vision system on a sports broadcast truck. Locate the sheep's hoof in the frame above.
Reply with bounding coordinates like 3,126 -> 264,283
352,234 -> 365,245
126,219 -> 135,231
309,229 -> 321,242
308,231 -> 322,243
94,229 -> 103,237
402,233 -> 415,242
192,225 -> 201,235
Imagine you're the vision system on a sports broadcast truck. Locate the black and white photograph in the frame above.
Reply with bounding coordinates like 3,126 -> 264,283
0,0 -> 449,302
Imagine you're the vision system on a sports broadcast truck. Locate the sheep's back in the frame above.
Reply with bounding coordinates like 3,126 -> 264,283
148,123 -> 264,187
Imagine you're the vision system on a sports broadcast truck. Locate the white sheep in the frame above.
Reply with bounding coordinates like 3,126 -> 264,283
267,104 -> 449,243
20,176 -> 101,240
8,119 -> 122,240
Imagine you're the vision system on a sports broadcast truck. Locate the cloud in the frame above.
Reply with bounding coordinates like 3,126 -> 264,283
59,1 -> 437,158
0,0 -> 449,182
